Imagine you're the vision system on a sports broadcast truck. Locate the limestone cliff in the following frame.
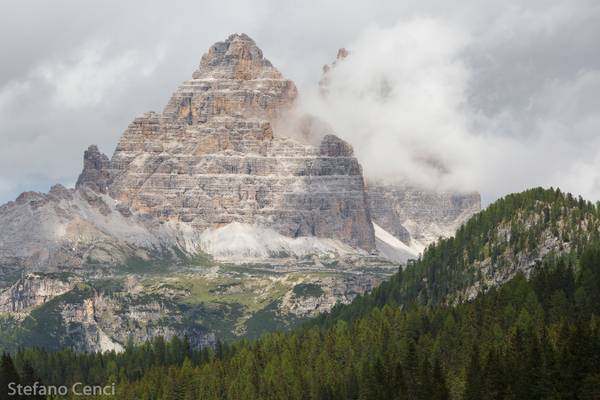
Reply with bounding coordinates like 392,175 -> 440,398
76,145 -> 111,194
0,262 -> 393,351
0,273 -> 80,314
367,180 -> 481,253
102,33 -> 375,251
0,34 -> 486,352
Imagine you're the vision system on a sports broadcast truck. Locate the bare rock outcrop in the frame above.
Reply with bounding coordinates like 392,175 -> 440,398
0,183 -> 189,282
76,145 -> 111,193
106,33 -> 375,251
0,273 -> 80,313
319,47 -> 349,96
367,180 -> 481,252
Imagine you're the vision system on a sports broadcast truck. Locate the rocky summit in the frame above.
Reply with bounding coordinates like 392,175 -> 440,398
0,34 -> 376,278
0,34 -> 387,351
86,33 -> 374,252
0,34 -> 480,352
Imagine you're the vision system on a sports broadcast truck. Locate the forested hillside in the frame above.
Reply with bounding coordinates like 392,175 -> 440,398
3,245 -> 600,399
2,188 -> 600,399
318,187 -> 600,324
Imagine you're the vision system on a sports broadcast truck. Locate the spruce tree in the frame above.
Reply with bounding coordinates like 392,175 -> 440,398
0,353 -> 20,400
463,346 -> 482,400
431,358 -> 449,400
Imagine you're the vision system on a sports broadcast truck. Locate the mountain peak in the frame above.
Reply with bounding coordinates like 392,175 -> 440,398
75,144 -> 110,193
192,33 -> 282,80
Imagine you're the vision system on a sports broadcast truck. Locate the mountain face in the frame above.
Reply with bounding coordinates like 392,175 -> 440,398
0,184 -> 185,285
0,34 -> 390,351
0,34 -> 378,275
367,180 -> 481,255
87,32 -> 375,253
0,34 -> 480,352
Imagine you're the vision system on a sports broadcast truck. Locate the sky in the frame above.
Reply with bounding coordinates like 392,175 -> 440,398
0,0 -> 599,205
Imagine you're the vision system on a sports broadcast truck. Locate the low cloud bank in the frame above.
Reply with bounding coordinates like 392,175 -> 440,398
299,17 -> 600,204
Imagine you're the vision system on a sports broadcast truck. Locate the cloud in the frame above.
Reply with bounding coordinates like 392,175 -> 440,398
0,38 -> 169,202
0,0 -> 599,206
0,178 -> 14,201
298,12 -> 600,204
36,41 -> 138,109
301,19 -> 472,189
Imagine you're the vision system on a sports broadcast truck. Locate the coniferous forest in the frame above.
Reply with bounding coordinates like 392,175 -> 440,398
2,188 -> 600,399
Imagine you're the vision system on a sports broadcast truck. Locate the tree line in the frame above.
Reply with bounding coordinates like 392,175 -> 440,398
1,187 -> 600,399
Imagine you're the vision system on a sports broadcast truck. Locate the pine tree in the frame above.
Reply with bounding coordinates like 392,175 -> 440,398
463,346 -> 482,400
431,358 -> 449,400
404,342 -> 420,399
0,353 -> 20,400
20,360 -> 45,400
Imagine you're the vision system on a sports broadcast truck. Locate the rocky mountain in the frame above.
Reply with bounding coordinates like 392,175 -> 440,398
94,32 -> 375,252
0,34 -> 378,276
0,34 -> 480,352
0,34 -> 391,351
0,184 -> 171,287
367,180 -> 481,257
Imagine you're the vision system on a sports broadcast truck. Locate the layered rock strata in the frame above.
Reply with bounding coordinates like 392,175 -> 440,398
367,180 -> 481,252
0,34 -> 376,280
102,33 -> 375,251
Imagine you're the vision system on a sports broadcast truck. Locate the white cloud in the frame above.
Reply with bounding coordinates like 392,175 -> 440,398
36,41 -> 138,109
0,80 -> 31,111
0,38 -> 169,202
0,178 -> 14,200
0,0 -> 599,205
300,16 -> 600,203
140,41 -> 168,77
301,19 -> 474,189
